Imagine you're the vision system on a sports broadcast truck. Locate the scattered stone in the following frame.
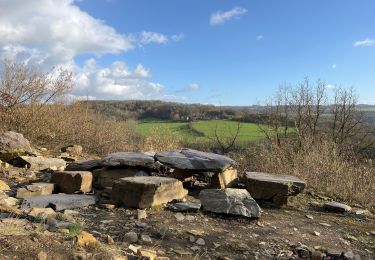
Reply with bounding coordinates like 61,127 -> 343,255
37,251 -> 48,260
370,231 -> 375,236
313,231 -> 321,236
167,201 -> 201,212
51,171 -> 92,193
137,209 -> 147,220
21,194 -> 96,211
196,238 -> 205,246
259,242 -> 266,246
174,212 -> 185,221
0,197 -> 18,207
9,156 -> 66,171
324,201 -> 352,213
319,222 -> 332,227
0,131 -> 32,161
135,222 -> 148,228
124,231 -> 138,243
101,152 -> 155,167
0,160 -> 10,169
155,148 -> 235,172
28,208 -> 56,218
189,235 -> 196,243
137,248 -> 157,260
0,180 -> 10,191
61,145 -> 83,156
199,188 -> 261,218
112,176 -> 187,209
305,214 -> 314,220
16,183 -> 54,198
65,159 -> 101,171
140,234 -> 152,243
107,235 -> 115,245
76,231 -> 100,248
190,246 -> 201,251
244,172 -> 306,206
128,244 -> 141,254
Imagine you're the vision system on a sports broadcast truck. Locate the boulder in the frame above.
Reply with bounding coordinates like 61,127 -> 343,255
21,194 -> 96,211
101,152 -> 155,167
199,188 -> 261,218
155,148 -> 235,172
112,176 -> 188,209
0,196 -> 19,207
93,168 -> 149,189
9,156 -> 66,171
16,183 -> 54,198
61,145 -> 83,156
0,131 -> 32,161
65,159 -> 101,171
28,208 -> 56,218
244,172 -> 306,206
324,201 -> 352,213
76,231 -> 100,248
0,180 -> 10,191
51,171 -> 92,194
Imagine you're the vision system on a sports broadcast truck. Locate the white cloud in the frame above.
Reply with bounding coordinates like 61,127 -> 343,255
326,84 -> 336,89
176,83 -> 200,93
0,0 -> 185,101
171,33 -> 185,42
74,59 -> 184,101
210,6 -> 247,26
256,35 -> 264,41
354,38 -> 375,47
332,64 -> 337,69
0,0 -> 133,68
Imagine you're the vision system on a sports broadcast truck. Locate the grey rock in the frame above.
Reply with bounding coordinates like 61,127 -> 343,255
65,159 -> 101,171
124,231 -> 138,243
0,131 -> 32,161
93,167 -> 148,189
244,172 -> 306,206
9,156 -> 66,171
324,201 -> 352,213
174,212 -> 185,221
61,145 -> 83,156
199,188 -> 261,218
167,201 -> 201,212
101,152 -> 155,167
196,238 -> 205,246
21,194 -> 96,211
155,148 -> 235,172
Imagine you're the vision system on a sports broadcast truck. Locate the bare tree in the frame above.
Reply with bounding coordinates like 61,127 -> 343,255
209,121 -> 241,154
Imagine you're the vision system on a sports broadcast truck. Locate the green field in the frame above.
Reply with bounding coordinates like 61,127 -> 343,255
136,119 -> 269,144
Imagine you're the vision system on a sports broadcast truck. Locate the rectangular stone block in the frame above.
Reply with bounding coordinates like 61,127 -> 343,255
211,168 -> 238,189
51,171 -> 92,194
112,176 -> 188,209
16,183 -> 54,198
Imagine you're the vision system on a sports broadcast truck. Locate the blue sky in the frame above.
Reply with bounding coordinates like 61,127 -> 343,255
0,0 -> 374,105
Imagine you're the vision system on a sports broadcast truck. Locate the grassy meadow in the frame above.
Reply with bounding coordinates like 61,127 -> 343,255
136,119 -> 269,145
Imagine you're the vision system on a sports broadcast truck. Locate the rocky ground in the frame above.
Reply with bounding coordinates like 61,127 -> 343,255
0,131 -> 374,260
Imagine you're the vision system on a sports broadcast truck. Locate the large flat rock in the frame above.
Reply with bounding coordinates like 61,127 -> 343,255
9,156 -> 66,171
16,183 -> 54,198
244,172 -> 306,206
101,152 -> 155,167
21,194 -> 96,211
66,159 -> 101,171
199,188 -> 261,218
51,171 -> 93,194
93,168 -> 148,189
155,148 -> 235,172
112,176 -> 188,209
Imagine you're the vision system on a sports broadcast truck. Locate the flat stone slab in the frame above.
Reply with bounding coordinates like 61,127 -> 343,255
112,176 -> 188,209
9,156 -> 66,171
167,201 -> 201,212
155,148 -> 235,172
51,171 -> 93,194
66,159 -> 101,171
21,194 -> 96,211
101,152 -> 155,167
199,188 -> 261,218
244,172 -> 306,206
16,182 -> 54,198
324,201 -> 352,213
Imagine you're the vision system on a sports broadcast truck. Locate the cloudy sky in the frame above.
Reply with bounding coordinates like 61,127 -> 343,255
0,0 -> 374,105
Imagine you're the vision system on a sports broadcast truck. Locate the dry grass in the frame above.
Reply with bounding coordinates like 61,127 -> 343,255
231,139 -> 375,208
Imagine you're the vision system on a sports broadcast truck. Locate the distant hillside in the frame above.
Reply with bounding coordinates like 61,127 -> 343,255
82,100 -> 375,125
